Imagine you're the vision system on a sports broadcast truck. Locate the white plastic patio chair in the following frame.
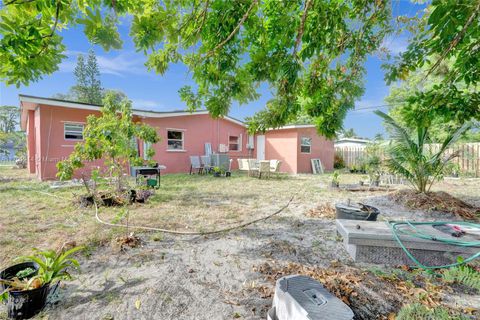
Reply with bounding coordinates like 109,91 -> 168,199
247,158 -> 259,177
238,159 -> 245,171
270,160 -> 282,176
258,160 -> 271,179
189,156 -> 203,175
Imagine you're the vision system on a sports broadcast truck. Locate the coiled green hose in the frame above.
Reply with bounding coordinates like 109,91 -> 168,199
388,221 -> 480,269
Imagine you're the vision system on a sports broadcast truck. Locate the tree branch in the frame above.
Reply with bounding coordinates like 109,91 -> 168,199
205,0 -> 258,58
30,2 -> 61,58
194,0 -> 209,35
42,1 -> 61,39
293,0 -> 312,57
4,0 -> 37,5
425,0 -> 480,78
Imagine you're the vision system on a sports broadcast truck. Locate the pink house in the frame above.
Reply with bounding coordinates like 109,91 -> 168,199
19,95 -> 334,180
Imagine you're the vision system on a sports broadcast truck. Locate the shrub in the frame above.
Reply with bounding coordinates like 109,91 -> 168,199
57,93 -> 159,194
334,153 -> 345,169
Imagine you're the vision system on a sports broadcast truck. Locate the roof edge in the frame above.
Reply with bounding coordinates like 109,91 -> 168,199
19,94 -> 245,127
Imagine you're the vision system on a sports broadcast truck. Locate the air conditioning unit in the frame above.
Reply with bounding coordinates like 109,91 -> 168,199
218,144 -> 229,153
267,275 -> 353,320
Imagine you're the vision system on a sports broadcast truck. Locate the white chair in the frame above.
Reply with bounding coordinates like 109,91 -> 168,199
238,159 -> 250,173
258,160 -> 271,179
247,158 -> 259,177
189,156 -> 203,174
238,159 -> 246,171
270,160 -> 282,176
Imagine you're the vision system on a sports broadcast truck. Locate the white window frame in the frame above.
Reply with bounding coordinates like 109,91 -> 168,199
143,141 -> 152,160
247,134 -> 254,149
167,129 -> 185,151
228,135 -> 240,152
64,123 -> 84,141
300,136 -> 312,154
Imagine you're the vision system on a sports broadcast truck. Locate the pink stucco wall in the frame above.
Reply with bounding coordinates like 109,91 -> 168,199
296,127 -> 334,173
25,104 -> 250,179
264,127 -> 334,174
26,109 -> 35,174
142,114 -> 250,173
36,105 -> 104,180
264,129 -> 298,173
21,101 -> 333,179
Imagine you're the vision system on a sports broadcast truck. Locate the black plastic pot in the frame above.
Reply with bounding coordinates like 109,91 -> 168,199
1,262 -> 52,319
0,262 -> 39,292
335,203 -> 379,221
225,171 -> 231,177
6,283 -> 50,319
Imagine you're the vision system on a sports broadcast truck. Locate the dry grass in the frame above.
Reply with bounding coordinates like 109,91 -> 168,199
2,166 -> 480,269
0,167 -> 378,267
0,167 -> 117,267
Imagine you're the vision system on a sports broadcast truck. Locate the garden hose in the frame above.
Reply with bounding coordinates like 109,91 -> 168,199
388,221 -> 480,269
93,195 -> 294,235
22,188 -> 295,236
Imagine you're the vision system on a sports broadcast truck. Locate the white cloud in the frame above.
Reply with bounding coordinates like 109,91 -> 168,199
381,36 -> 409,55
131,98 -> 166,110
59,51 -> 148,77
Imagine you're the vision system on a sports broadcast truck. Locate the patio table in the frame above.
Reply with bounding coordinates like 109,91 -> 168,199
134,165 -> 166,187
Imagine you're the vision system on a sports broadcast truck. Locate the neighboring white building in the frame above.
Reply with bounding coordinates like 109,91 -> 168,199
334,138 -> 371,149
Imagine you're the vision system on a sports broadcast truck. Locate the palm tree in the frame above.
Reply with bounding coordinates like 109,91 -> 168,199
375,111 -> 470,193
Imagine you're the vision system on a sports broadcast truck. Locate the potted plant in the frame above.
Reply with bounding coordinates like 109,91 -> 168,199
0,246 -> 83,319
212,166 -> 222,177
331,171 -> 340,188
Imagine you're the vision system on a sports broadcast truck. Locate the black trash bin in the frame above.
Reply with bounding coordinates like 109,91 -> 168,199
335,203 -> 379,221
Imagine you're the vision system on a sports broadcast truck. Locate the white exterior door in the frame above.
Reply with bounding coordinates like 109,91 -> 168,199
256,135 -> 265,160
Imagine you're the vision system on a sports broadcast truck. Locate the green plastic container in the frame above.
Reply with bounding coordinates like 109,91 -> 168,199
146,179 -> 157,187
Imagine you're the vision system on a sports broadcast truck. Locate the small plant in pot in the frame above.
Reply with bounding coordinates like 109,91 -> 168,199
0,246 -> 83,319
212,166 -> 223,177
331,171 -> 340,188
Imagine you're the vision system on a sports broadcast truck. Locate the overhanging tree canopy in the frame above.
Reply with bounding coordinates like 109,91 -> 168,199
384,0 -> 480,128
0,0 -> 392,138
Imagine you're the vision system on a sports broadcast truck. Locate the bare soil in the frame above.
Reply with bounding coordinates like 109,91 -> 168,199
1,168 -> 480,319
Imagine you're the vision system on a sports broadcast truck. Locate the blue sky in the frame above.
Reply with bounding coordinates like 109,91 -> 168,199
0,1 -> 424,138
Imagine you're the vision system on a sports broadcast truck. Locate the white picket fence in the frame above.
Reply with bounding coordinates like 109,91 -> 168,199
335,142 -> 480,176
0,160 -> 15,166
